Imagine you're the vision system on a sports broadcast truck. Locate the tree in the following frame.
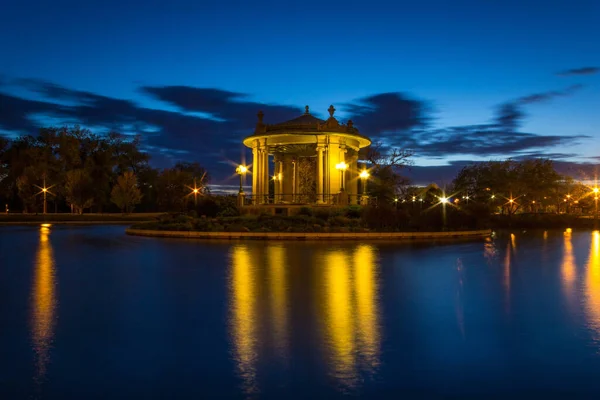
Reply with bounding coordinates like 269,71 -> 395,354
452,159 -> 563,216
111,171 -> 142,214
65,169 -> 94,214
362,142 -> 413,203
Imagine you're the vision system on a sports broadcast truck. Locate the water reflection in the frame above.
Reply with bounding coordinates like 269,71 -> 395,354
228,243 -> 381,393
353,245 -> 380,372
586,231 -> 600,339
562,229 -> 576,304
31,224 -> 57,383
229,244 -> 258,395
321,245 -> 380,389
324,250 -> 355,383
267,245 -> 288,361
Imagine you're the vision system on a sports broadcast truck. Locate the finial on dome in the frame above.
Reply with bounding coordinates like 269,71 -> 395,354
328,104 -> 336,118
305,105 -> 310,115
257,110 -> 264,123
347,119 -> 354,128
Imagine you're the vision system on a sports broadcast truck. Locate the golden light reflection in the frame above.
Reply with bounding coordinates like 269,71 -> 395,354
324,250 -> 356,384
321,245 -> 381,389
585,231 -> 600,337
31,224 -> 57,383
483,237 -> 496,263
229,245 -> 258,395
267,244 -> 288,360
562,229 -> 576,305
353,244 -> 380,371
503,234 -> 515,314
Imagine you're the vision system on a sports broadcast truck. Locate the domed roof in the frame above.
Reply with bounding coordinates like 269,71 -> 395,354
274,112 -> 325,127
244,104 -> 371,149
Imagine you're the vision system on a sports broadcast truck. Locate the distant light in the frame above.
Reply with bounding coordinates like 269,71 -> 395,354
359,170 -> 369,179
440,197 -> 449,204
42,188 -> 47,192
193,188 -> 199,194
394,198 -> 398,202
491,195 -> 495,199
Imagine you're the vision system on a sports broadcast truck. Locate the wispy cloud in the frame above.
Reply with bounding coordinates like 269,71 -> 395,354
557,67 -> 600,77
516,84 -> 583,104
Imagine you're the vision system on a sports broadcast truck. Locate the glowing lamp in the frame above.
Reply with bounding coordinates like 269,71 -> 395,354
335,162 -> 348,171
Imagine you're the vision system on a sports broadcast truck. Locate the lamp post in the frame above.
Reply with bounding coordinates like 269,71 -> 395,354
192,178 -> 199,207
236,165 -> 247,207
594,187 -> 599,221
335,162 -> 348,191
359,169 -> 369,205
35,176 -> 53,215
236,165 -> 247,194
440,195 -> 449,230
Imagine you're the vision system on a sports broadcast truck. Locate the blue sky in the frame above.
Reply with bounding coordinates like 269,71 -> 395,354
1,0 -> 599,183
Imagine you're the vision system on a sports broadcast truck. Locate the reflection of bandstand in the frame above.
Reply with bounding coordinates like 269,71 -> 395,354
242,105 -> 372,209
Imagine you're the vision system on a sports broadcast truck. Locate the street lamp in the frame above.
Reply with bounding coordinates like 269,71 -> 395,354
359,169 -> 369,204
594,187 -> 599,220
335,162 -> 348,191
34,176 -> 54,215
236,165 -> 247,194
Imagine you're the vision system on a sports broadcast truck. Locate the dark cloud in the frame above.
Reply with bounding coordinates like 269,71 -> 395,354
344,93 -> 429,139
557,67 -> 600,77
345,91 -> 586,160
0,92 -> 60,134
413,125 -> 587,157
140,85 -> 301,130
0,78 -> 593,183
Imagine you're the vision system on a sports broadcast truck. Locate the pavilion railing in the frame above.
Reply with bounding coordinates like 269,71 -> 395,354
240,193 -> 378,207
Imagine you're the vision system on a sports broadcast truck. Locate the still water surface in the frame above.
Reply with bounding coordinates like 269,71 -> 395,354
1,226 -> 600,398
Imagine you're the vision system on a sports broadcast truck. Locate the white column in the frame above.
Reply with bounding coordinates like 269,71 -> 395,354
263,148 -> 269,203
339,146 -> 346,191
277,160 -> 283,203
317,146 -> 324,203
252,144 -> 258,204
324,143 -> 329,203
292,158 -> 296,203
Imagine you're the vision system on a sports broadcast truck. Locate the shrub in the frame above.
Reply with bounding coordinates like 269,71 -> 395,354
344,205 -> 363,219
298,206 -> 313,216
313,208 -> 331,220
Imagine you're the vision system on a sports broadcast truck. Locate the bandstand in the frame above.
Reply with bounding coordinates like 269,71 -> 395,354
241,105 -> 371,207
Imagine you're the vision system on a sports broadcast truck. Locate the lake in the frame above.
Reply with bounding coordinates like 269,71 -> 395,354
1,225 -> 600,398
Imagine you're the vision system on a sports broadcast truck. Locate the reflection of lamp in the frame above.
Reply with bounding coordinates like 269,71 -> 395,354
236,165 -> 247,194
335,162 -> 348,191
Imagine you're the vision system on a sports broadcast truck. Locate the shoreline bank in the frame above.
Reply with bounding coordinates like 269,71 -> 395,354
126,228 -> 492,240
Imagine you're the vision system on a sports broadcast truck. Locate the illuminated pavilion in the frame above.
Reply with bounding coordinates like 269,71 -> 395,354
241,105 -> 371,206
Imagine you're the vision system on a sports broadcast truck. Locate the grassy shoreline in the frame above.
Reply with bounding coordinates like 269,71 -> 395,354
0,213 -> 160,225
